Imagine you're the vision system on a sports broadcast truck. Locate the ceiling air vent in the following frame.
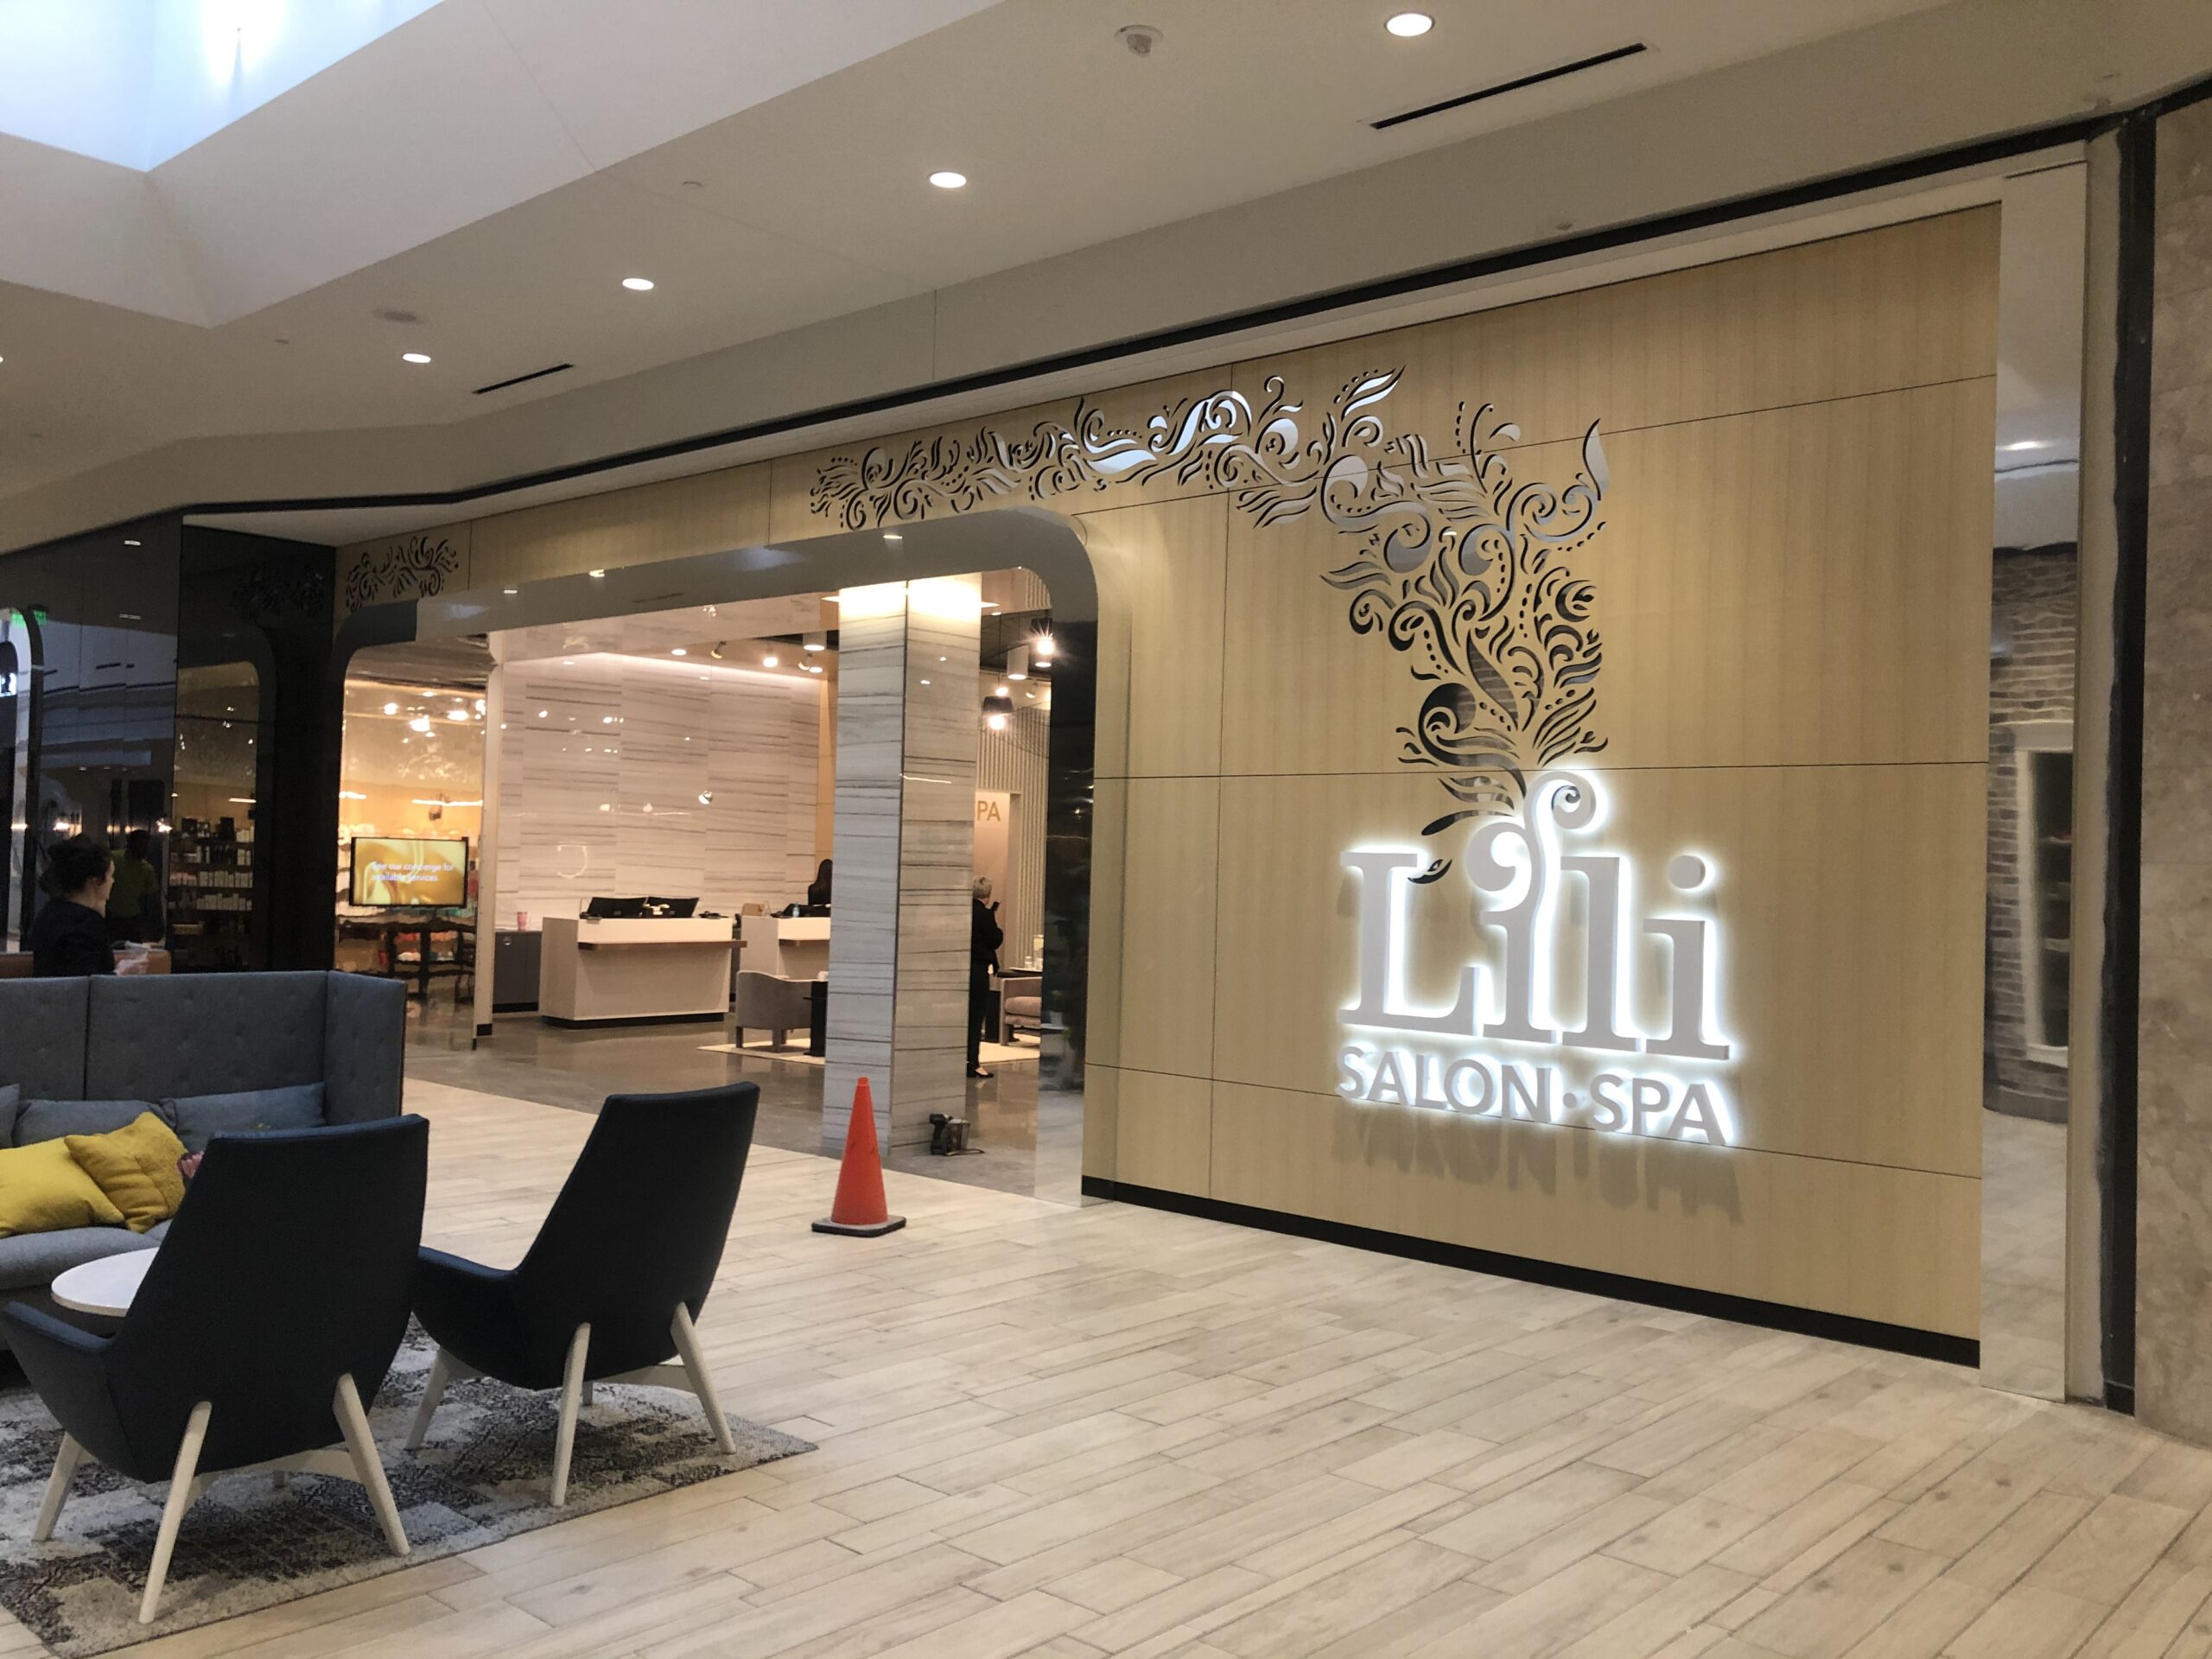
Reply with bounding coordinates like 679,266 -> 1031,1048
1370,41 -> 1647,131
473,362 -> 575,397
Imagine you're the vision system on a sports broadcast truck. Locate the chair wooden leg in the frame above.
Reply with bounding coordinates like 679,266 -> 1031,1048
550,1323 -> 590,1508
407,1348 -> 453,1451
34,1433 -> 81,1542
140,1402 -> 210,1624
334,1374 -> 410,1558
670,1304 -> 736,1454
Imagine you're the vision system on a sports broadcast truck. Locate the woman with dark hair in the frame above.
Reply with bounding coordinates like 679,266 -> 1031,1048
806,858 -> 833,910
28,836 -> 117,977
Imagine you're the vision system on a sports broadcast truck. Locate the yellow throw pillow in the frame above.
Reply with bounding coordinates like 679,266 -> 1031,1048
0,1137 -> 127,1237
64,1112 -> 186,1235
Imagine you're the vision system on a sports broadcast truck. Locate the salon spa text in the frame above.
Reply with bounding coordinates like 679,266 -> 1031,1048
1335,772 -> 1738,1147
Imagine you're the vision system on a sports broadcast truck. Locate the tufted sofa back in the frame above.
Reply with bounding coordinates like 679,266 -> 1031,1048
0,971 -> 404,1123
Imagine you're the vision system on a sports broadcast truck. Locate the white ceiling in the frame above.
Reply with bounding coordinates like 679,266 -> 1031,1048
1,0 -> 2207,552
0,0 -> 1960,514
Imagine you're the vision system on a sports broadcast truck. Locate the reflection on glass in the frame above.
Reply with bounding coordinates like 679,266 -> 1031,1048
168,663 -> 262,971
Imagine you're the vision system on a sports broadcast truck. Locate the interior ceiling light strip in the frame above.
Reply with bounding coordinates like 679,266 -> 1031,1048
1370,41 -> 1647,130
473,362 -> 575,397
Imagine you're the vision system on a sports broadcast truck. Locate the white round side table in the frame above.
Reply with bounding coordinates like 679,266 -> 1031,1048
49,1250 -> 156,1318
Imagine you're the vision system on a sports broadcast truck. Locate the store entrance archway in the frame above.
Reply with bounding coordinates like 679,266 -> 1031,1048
334,508 -> 1097,1205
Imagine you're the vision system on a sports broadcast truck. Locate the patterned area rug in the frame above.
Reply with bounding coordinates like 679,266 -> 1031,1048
0,1324 -> 811,1656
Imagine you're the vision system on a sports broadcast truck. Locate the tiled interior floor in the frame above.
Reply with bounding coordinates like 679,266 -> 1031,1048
402,998 -> 1084,1202
1981,1111 -> 2069,1402
44,1080 -> 2212,1659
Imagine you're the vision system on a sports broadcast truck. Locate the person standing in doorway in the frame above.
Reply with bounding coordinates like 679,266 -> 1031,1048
105,829 -> 161,944
969,876 -> 1002,1080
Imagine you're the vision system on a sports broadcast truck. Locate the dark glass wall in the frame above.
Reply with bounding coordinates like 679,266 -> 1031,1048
0,517 -> 338,970
0,516 -> 181,952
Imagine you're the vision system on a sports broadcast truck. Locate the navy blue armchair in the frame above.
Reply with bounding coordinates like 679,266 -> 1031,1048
408,1083 -> 760,1505
3,1116 -> 429,1624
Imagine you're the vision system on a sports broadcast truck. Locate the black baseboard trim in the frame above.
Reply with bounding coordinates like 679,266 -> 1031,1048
538,1011 -> 726,1030
490,1001 -> 538,1014
2108,1381 -> 2136,1415
1081,1177 -> 1980,1368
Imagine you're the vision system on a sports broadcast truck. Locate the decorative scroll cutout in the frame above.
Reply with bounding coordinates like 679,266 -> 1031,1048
342,535 -> 462,612
811,371 -> 1609,828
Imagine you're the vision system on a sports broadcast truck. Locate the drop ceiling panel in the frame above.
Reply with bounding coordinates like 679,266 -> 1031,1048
614,0 -> 1955,290
149,0 -> 594,324
474,0 -> 1005,171
259,175 -> 925,419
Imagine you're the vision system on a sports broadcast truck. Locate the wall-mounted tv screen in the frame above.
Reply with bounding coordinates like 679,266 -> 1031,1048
350,837 -> 469,908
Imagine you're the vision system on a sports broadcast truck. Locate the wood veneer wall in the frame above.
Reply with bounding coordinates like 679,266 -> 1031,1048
344,209 -> 1999,1338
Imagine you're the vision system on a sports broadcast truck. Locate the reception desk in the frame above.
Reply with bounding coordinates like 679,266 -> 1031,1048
747,914 -> 830,978
538,915 -> 734,1027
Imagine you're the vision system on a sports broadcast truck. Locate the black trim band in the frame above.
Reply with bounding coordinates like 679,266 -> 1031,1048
1371,44 -> 1648,131
2101,109 -> 2157,1413
1081,1176 -> 1980,1367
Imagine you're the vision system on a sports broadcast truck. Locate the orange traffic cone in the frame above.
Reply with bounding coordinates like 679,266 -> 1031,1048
813,1077 -> 906,1236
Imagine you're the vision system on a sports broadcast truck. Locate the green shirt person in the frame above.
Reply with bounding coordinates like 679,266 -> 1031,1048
105,831 -> 162,944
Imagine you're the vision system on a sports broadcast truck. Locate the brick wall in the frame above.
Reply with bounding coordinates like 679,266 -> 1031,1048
1986,543 -> 2078,1121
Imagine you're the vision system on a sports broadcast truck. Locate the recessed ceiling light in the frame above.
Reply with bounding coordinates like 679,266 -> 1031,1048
884,531 -> 903,544
588,569 -> 606,579
382,702 -> 399,715
503,587 -> 518,595
124,538 -> 141,547
671,646 -> 687,656
2002,439 -> 2050,452
401,352 -> 431,365
928,170 -> 967,189
621,276 -> 656,292
1386,12 -> 1433,36
763,652 -> 779,668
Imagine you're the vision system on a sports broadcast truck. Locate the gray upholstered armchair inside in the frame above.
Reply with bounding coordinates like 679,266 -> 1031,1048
733,971 -> 814,1051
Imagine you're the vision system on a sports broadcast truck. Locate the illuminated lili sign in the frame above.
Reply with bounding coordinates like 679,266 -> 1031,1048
1337,771 -> 1738,1146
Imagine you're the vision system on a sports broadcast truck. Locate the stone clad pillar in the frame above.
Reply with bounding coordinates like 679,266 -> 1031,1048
824,576 -> 981,1149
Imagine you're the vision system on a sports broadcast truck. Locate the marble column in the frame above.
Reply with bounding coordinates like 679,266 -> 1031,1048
824,576 -> 981,1149
2137,99 -> 2212,1440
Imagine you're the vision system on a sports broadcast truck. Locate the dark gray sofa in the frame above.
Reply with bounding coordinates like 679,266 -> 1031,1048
0,971 -> 404,1342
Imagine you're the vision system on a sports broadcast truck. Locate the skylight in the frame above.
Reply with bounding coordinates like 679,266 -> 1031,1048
0,0 -> 445,171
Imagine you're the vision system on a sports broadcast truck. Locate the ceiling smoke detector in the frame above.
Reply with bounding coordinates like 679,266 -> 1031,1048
1116,23 -> 1162,56
373,307 -> 421,324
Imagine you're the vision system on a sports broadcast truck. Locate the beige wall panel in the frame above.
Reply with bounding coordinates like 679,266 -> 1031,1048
1087,777 -> 1128,1071
1228,210 -> 1999,461
1111,1068 -> 1214,1198
1081,495 -> 1228,781
1109,776 -> 1220,1082
469,463 -> 771,588
1210,763 -> 1983,1177
766,369 -> 1237,543
1084,1063 -> 1122,1187
1209,1080 -> 1978,1336
1217,379 -> 1993,781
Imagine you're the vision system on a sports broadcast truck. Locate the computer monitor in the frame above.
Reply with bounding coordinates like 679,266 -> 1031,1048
582,895 -> 650,919
349,837 -> 469,907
